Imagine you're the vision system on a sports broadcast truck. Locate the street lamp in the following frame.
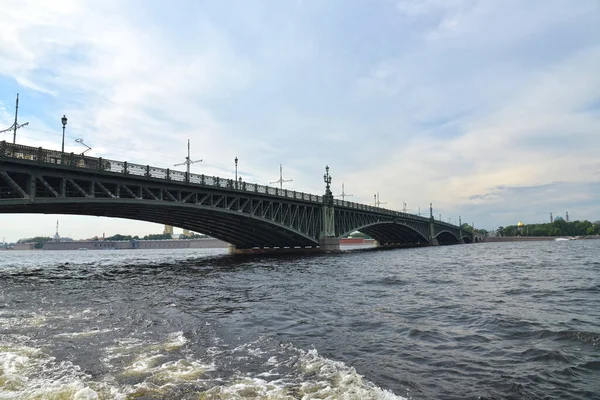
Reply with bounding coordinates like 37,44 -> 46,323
234,157 -> 238,188
61,115 -> 67,162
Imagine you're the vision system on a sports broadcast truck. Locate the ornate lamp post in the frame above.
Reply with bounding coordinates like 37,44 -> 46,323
61,115 -> 68,162
234,156 -> 238,188
323,165 -> 332,196
322,165 -> 335,238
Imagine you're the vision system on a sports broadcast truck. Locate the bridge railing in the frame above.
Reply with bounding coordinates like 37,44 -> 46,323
0,141 -> 326,204
0,141 -> 463,228
332,198 -> 433,223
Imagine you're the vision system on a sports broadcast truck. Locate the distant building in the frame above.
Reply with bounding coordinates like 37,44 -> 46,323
42,238 -> 228,250
13,242 -> 37,250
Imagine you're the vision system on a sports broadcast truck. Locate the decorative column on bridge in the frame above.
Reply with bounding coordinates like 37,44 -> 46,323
319,165 -> 340,252
429,203 -> 439,246
459,216 -> 464,243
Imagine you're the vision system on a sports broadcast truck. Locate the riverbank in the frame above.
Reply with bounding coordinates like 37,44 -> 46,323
2,237 -> 377,250
484,235 -> 600,242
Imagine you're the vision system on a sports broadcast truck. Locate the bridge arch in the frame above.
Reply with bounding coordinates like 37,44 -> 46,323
340,221 -> 429,245
435,230 -> 461,245
0,199 -> 320,249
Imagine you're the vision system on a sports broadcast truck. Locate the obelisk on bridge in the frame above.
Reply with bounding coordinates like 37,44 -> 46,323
319,165 -> 340,251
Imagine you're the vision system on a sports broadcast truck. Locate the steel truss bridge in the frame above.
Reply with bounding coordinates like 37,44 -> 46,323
0,141 -> 482,252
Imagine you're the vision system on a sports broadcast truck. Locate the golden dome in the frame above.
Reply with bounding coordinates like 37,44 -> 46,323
517,221 -> 524,227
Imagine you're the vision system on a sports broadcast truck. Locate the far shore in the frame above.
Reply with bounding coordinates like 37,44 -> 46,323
484,236 -> 600,242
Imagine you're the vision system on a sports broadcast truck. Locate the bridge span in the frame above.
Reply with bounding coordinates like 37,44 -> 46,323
0,141 -> 483,253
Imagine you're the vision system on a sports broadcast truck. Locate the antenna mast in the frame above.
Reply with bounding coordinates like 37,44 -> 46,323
270,164 -> 293,189
401,202 -> 411,213
334,182 -> 353,201
373,192 -> 387,207
174,139 -> 202,175
0,94 -> 29,143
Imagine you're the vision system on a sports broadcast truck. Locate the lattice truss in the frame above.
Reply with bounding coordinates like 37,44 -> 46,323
433,223 -> 465,244
0,167 -> 323,248
335,208 -> 432,245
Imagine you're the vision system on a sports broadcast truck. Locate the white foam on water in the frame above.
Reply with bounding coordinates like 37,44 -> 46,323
296,348 -> 404,400
2,329 -> 405,399
103,331 -> 188,366
54,328 -> 115,338
200,345 -> 406,400
0,311 -> 48,330
100,331 -> 216,398
0,341 -> 103,400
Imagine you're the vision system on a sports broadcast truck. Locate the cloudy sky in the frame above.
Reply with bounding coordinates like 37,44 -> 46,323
1,0 -> 599,241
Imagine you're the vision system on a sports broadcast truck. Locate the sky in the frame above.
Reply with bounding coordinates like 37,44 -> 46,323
1,0 -> 599,241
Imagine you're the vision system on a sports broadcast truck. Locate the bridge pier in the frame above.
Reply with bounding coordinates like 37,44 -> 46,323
428,203 -> 439,246
318,237 -> 340,252
429,221 -> 439,246
227,243 -> 339,254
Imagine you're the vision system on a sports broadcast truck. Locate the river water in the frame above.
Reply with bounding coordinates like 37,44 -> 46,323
0,240 -> 598,399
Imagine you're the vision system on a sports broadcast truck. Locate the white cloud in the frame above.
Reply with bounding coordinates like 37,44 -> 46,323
348,3 -> 600,226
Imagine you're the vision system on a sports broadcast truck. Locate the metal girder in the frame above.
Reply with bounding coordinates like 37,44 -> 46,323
335,208 -> 431,245
434,224 -> 461,238
0,171 -> 28,199
36,175 -> 60,197
68,179 -> 90,197
435,230 -> 461,244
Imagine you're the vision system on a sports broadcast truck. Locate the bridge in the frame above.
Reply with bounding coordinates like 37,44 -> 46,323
0,141 -> 483,253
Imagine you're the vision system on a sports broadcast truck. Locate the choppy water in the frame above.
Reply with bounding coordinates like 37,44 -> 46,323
1,240 -> 599,399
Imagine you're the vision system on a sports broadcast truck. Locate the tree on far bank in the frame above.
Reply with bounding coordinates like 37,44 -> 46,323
497,220 -> 599,237
17,236 -> 53,249
142,233 -> 173,240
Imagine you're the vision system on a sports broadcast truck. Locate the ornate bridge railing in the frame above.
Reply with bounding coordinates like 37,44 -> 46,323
0,141 -> 323,201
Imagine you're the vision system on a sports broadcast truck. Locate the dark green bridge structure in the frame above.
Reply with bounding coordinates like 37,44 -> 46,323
0,142 -> 483,253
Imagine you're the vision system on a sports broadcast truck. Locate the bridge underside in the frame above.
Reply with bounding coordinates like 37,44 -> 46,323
436,231 -> 461,245
0,200 -> 319,249
357,223 -> 429,246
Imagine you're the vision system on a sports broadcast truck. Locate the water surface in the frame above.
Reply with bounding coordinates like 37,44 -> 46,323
1,240 -> 598,399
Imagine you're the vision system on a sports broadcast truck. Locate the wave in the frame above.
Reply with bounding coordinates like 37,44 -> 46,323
364,276 -> 409,286
0,332 -> 406,400
506,329 -> 600,347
